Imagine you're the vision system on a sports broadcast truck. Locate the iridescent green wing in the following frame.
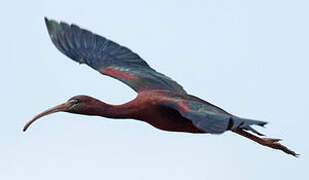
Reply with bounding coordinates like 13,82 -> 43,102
162,95 -> 266,134
45,18 -> 186,94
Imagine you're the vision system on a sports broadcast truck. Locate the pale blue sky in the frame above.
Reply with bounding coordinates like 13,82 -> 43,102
1,0 -> 308,179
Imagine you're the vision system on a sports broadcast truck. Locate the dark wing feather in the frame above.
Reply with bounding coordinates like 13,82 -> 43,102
162,98 -> 267,134
45,18 -> 186,94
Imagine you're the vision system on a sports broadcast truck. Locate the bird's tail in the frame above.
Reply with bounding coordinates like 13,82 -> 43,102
228,116 -> 267,136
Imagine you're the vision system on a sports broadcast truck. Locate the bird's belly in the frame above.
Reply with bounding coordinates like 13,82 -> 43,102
136,106 -> 204,134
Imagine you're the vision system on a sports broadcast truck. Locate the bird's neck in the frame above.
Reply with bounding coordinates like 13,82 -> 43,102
93,101 -> 137,119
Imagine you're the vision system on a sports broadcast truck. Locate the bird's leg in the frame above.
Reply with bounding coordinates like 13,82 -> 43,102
232,128 -> 298,157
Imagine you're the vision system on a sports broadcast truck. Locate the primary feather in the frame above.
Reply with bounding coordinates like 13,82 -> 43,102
45,17 -> 186,94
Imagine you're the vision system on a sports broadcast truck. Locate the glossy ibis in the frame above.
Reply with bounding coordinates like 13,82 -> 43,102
23,17 -> 298,157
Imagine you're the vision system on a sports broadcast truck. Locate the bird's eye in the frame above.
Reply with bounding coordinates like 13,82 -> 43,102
70,99 -> 79,104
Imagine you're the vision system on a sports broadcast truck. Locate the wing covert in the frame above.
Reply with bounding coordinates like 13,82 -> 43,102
45,18 -> 186,94
162,98 -> 267,134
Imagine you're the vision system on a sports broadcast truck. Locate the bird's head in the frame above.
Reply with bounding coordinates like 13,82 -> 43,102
23,95 -> 103,132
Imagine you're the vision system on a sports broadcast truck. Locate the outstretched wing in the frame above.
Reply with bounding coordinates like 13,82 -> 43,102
162,97 -> 267,134
44,18 -> 186,94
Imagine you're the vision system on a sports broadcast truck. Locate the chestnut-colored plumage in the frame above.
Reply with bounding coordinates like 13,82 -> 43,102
24,18 -> 298,157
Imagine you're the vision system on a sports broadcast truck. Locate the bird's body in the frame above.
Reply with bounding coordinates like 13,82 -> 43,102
116,90 -> 204,133
24,17 -> 298,157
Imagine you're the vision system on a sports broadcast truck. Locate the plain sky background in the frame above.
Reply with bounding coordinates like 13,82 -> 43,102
1,0 -> 308,179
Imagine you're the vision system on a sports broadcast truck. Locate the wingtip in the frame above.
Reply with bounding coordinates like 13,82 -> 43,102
260,121 -> 268,127
44,17 -> 52,27
44,17 -> 62,38
44,17 -> 53,32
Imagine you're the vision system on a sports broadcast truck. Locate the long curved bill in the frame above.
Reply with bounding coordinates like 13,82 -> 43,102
23,102 -> 71,132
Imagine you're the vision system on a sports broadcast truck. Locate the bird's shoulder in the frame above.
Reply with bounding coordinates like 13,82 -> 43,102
137,90 -> 230,115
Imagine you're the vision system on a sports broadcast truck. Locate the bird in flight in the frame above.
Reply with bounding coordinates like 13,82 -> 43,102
24,17 -> 298,157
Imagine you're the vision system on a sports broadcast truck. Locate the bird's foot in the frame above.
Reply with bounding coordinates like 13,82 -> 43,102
259,138 -> 299,157
233,129 -> 299,157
